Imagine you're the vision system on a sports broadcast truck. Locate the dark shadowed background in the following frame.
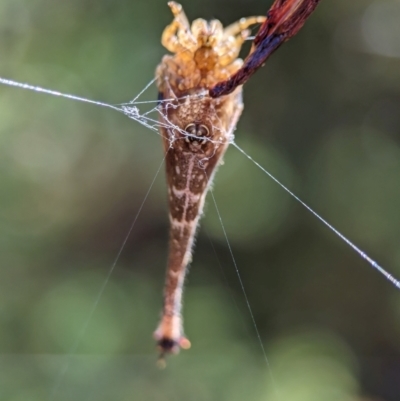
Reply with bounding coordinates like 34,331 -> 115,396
1,0 -> 400,400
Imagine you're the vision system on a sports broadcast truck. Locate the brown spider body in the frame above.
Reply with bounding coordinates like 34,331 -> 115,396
154,2 -> 263,359
154,91 -> 242,355
154,87 -> 243,355
154,0 -> 322,361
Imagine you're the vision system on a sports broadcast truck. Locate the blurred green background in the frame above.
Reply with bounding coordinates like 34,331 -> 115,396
1,0 -> 400,400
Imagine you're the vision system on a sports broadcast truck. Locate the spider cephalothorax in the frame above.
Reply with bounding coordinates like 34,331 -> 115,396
156,2 -> 265,94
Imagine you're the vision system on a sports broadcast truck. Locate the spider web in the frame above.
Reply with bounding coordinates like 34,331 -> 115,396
1,75 -> 397,288
0,75 -> 399,399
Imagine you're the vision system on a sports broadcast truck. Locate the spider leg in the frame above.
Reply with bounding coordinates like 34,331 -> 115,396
191,18 -> 224,48
190,18 -> 209,47
217,30 -> 250,67
223,16 -> 266,38
208,19 -> 224,43
162,2 -> 197,54
216,16 -> 265,68
224,59 -> 244,77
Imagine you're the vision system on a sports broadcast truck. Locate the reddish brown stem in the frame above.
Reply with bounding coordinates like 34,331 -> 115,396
209,0 -> 322,98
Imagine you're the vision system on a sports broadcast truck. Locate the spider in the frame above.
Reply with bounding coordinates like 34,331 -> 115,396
154,0 -> 322,363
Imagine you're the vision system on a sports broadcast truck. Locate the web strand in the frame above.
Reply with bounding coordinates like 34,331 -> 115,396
48,154 -> 166,400
232,141 -> 400,290
205,230 -> 251,336
207,184 -> 279,393
2,74 -> 398,297
0,77 -> 122,113
0,76 -> 166,138
2,73 -> 399,383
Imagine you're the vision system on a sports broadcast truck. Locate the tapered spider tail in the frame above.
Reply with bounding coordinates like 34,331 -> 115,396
156,2 -> 246,361
210,0 -> 322,98
155,334 -> 191,367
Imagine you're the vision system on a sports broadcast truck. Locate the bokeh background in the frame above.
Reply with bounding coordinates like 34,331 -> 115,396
1,0 -> 400,400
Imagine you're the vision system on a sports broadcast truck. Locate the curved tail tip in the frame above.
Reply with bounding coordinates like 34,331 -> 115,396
155,336 -> 192,367
180,337 -> 191,349
156,336 -> 191,353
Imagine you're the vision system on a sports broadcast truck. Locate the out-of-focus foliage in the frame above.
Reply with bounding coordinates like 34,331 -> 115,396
0,0 -> 400,400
